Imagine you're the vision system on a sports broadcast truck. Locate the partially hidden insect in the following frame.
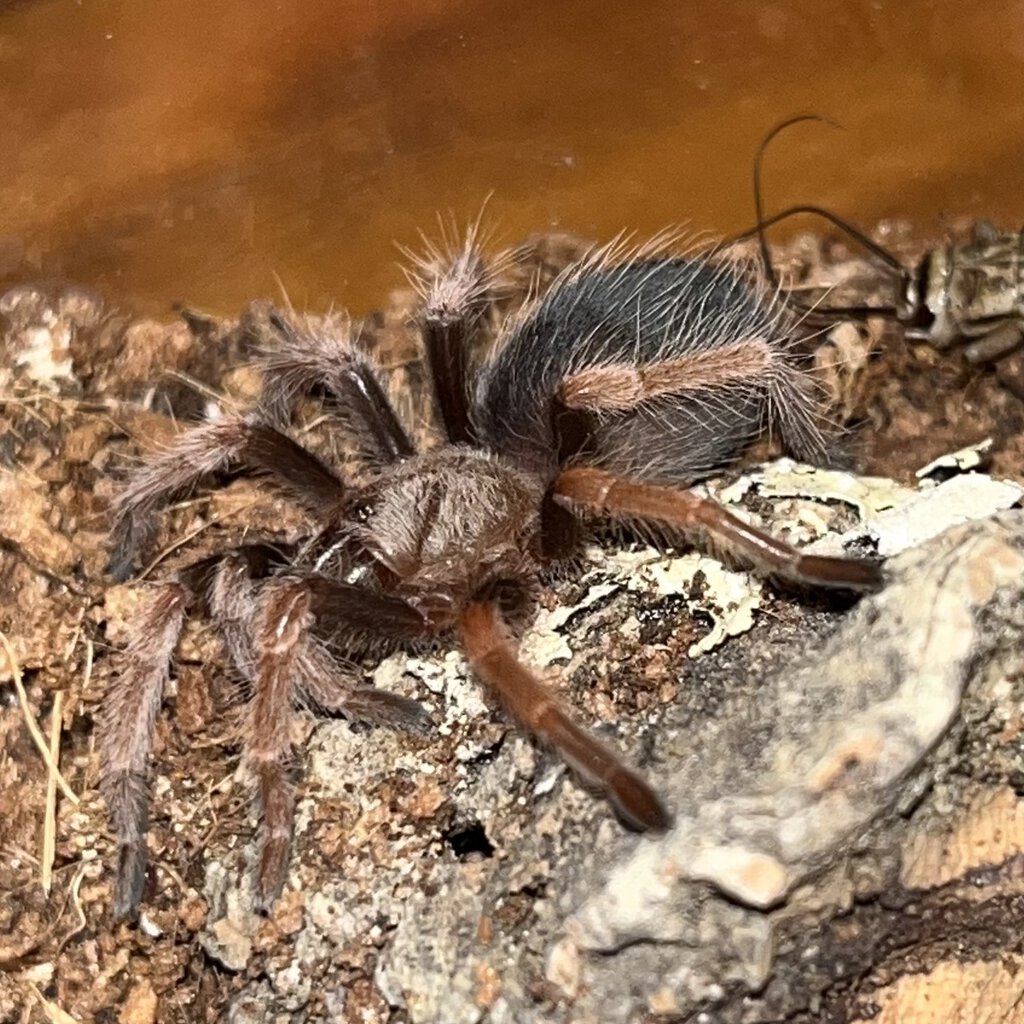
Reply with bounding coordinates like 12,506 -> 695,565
98,234 -> 883,918
749,115 -> 1024,364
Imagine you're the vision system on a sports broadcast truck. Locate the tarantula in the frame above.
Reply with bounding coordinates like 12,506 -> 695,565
98,236 -> 882,917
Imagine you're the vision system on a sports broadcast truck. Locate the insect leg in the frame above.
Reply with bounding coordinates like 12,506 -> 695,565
460,599 -> 670,832
963,321 -> 1024,364
554,466 -> 882,591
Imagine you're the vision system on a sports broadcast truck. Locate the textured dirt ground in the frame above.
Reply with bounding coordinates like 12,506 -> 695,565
0,233 -> 1022,1024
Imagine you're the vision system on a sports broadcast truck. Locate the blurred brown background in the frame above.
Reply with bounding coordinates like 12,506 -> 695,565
1,0 -> 1022,316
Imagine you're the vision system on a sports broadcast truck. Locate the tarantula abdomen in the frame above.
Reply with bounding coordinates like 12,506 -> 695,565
474,251 -> 826,479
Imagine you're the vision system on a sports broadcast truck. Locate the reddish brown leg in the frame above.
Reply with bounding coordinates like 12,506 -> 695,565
460,600 -> 669,832
246,580 -> 311,910
98,582 -> 190,917
554,467 -> 882,591
246,575 -> 439,908
556,337 -> 826,465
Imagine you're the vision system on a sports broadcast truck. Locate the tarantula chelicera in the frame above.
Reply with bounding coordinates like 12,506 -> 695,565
98,236 -> 882,917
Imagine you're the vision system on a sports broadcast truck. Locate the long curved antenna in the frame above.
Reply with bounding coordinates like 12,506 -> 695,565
742,206 -> 907,319
748,205 -> 909,277
748,115 -> 914,322
753,116 -> 840,299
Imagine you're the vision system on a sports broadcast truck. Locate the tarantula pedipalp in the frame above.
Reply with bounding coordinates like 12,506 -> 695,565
98,237 -> 882,918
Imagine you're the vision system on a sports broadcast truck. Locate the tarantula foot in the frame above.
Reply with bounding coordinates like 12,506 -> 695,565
798,553 -> 885,592
111,842 -> 149,919
606,766 -> 672,833
254,840 -> 291,914
346,686 -> 435,733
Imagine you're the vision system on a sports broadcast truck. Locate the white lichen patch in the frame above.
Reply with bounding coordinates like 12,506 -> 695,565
584,545 -> 763,657
523,580 -> 621,666
617,446 -> 1017,660
723,457 -> 913,520
686,563 -> 760,657
728,452 -> 1022,560
372,648 -> 487,729
916,438 -> 993,479
521,621 -> 573,666
862,474 -> 1023,556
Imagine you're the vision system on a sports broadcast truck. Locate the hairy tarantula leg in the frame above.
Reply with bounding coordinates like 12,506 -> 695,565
247,580 -> 311,910
341,688 -> 435,731
206,551 -> 268,683
109,417 -> 346,580
555,340 -> 826,466
98,582 -> 190,917
259,312 -> 415,461
308,680 -> 434,733
554,467 -> 883,591
303,576 -> 440,639
558,341 -> 778,412
460,600 -> 670,832
420,243 -> 491,444
292,637 -> 434,733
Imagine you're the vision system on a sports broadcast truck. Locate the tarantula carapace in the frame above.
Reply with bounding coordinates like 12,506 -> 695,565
98,237 -> 882,917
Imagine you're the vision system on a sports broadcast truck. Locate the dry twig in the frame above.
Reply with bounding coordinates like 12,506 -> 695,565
41,690 -> 64,895
0,632 -> 79,805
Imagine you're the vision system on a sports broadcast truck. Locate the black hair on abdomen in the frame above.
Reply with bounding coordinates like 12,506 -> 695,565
473,252 -> 823,484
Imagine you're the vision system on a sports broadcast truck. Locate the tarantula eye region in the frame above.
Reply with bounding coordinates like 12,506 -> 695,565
405,591 -> 457,630
345,496 -> 376,524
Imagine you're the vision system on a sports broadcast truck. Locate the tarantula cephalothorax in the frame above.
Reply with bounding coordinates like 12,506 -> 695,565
98,238 -> 882,917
